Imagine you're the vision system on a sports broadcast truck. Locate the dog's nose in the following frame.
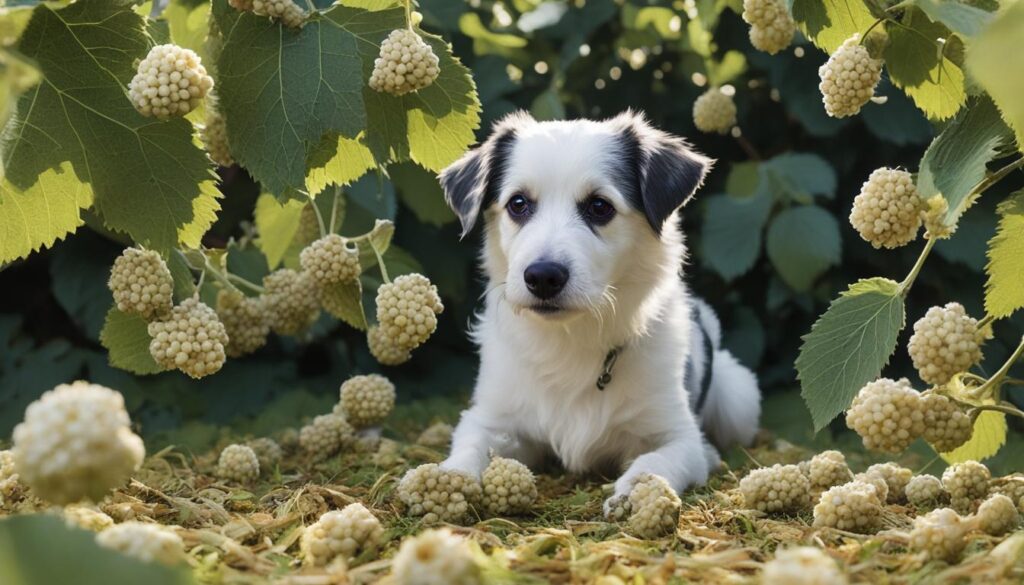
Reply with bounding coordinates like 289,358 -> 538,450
524,261 -> 569,300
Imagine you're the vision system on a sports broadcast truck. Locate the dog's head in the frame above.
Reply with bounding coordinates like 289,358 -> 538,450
439,110 -> 711,321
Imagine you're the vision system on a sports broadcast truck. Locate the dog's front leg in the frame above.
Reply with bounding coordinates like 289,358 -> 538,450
440,406 -> 512,479
604,436 -> 719,516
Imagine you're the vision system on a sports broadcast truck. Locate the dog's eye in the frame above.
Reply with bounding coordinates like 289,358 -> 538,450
582,196 -> 616,225
506,194 -> 532,218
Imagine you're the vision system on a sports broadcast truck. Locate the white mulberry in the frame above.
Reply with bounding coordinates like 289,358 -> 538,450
252,0 -> 305,29
12,381 -> 144,505
216,444 -> 259,483
849,168 -> 922,249
148,298 -> 228,379
989,476 -> 1024,511
909,508 -> 969,562
865,462 -> 913,503
336,374 -> 396,429
376,273 -> 444,351
845,378 -> 925,453
300,234 -> 361,287
742,0 -> 796,55
417,422 -> 453,449
481,457 -> 537,516
818,34 -> 882,118
812,481 -> 883,533
803,451 -> 853,491
852,472 -> 889,504
692,88 -> 737,134
906,474 -> 947,508
201,103 -> 233,167
216,289 -> 269,358
96,522 -> 185,566
301,503 -> 385,566
739,464 -> 811,514
625,474 -> 681,539
128,44 -> 213,118
397,463 -> 482,524
390,528 -> 481,585
63,504 -> 115,532
368,325 -> 411,366
921,393 -> 974,453
973,493 -> 1020,536
262,269 -> 320,336
369,29 -> 440,96
108,248 -> 174,321
761,547 -> 848,585
247,437 -> 283,470
909,303 -> 984,386
0,450 -> 22,507
942,461 -> 991,514
300,414 -> 355,462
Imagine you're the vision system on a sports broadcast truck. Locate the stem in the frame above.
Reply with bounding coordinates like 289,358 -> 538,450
195,268 -> 207,294
227,273 -> 265,294
733,133 -> 761,161
978,314 -> 996,330
1004,378 -> 1024,387
307,194 -> 327,239
404,0 -> 412,29
976,157 -> 1024,197
374,247 -> 391,284
329,186 -> 341,234
976,335 -> 1024,398
860,17 -> 885,43
970,402 -> 1024,420
897,236 -> 936,296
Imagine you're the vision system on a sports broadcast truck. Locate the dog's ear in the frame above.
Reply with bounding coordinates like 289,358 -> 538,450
439,112 -> 528,237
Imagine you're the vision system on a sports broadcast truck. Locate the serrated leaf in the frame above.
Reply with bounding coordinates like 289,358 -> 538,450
766,205 -> 841,291
390,161 -> 455,226
367,218 -> 395,256
1,0 -> 220,261
941,409 -> 1006,463
792,0 -> 877,54
913,0 -> 993,38
984,191 -> 1024,318
99,307 -> 164,375
700,189 -> 772,281
884,8 -> 967,121
320,279 -> 367,330
254,194 -> 306,269
763,153 -> 837,200
917,97 -> 1009,228
967,1 -> 1024,153
305,133 -> 376,196
796,277 -> 906,430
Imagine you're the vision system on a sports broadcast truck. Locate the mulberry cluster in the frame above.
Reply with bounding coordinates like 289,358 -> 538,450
812,481 -> 883,533
908,303 -> 984,386
906,474 -> 947,508
63,505 -> 115,532
942,461 -> 991,514
865,462 -> 912,503
262,269 -> 320,336
909,508 -> 969,562
0,450 -> 22,507
148,298 -> 228,379
376,273 -> 444,351
216,444 -> 259,484
741,0 -> 796,55
128,44 -> 213,118
216,290 -> 269,358
96,522 -> 185,566
390,529 -> 481,585
397,463 -> 482,524
818,34 -> 883,118
988,476 -> 1024,511
739,464 -> 811,514
369,29 -> 440,96
852,472 -> 889,503
921,394 -> 974,453
973,494 -> 1020,536
481,457 -> 537,516
625,474 -> 682,539
692,88 -> 737,134
300,503 -> 385,567
368,325 -> 411,366
337,374 -> 396,429
300,235 -> 361,287
417,422 -> 453,448
108,248 -> 174,321
802,450 -> 853,491
300,414 -> 355,461
760,547 -> 848,585
252,0 -> 305,29
247,437 -> 283,470
845,378 -> 925,453
201,104 -> 233,167
849,168 -> 923,249
12,381 -> 144,505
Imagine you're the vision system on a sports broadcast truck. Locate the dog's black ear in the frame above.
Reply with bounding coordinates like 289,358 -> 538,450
439,112 -> 527,237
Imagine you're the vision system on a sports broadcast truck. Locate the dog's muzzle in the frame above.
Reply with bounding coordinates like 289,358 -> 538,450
524,261 -> 569,300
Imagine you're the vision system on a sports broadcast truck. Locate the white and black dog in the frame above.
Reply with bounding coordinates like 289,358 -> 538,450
438,110 -> 761,512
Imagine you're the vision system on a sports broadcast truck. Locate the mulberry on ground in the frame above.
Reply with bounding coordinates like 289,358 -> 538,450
818,34 -> 882,118
416,422 -> 453,449
0,450 -> 22,508
262,269 -> 320,336
390,528 -> 481,585
201,104 -> 233,167
921,393 -> 974,453
739,464 -> 811,514
906,474 -> 947,508
761,547 -> 848,585
852,472 -> 889,504
909,508 -> 969,562
252,0 -> 305,28
108,248 -> 174,321
481,457 -> 537,516
625,474 -> 682,539
148,298 -> 228,379
741,0 -> 796,55
96,522 -> 185,566
128,44 -> 213,118
865,462 -> 913,503
300,503 -> 385,566
13,381 -> 144,505
369,29 -> 440,96
692,88 -> 737,134
908,303 -> 984,386
972,494 -> 1019,536
989,475 -> 1024,512
812,481 -> 883,533
247,437 -> 283,470
845,378 -> 925,453
216,289 -> 269,358
849,168 -> 922,249
300,234 -> 361,287
376,274 -> 444,351
63,505 -> 115,532
397,463 -> 482,524
802,451 -> 853,491
216,444 -> 259,484
300,414 -> 355,462
368,325 -> 411,366
942,461 -> 991,514
337,374 -> 396,429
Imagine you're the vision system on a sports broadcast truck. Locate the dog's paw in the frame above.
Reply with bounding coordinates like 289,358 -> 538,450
603,493 -> 632,521
396,463 -> 482,524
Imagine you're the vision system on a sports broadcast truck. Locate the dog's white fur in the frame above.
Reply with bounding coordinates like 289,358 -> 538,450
438,111 -> 761,510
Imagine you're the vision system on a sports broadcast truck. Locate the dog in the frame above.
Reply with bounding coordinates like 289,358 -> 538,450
437,110 -> 761,512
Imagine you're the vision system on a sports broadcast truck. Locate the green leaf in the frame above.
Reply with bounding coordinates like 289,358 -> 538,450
884,8 -> 967,121
796,277 -> 906,431
254,194 -> 306,270
763,153 -> 837,200
458,12 -> 528,50
984,191 -> 1024,319
367,218 -> 395,256
99,307 -> 164,375
917,97 -> 1009,228
162,0 -> 213,61
1,0 -> 220,261
700,188 -> 773,280
530,87 -> 566,121
941,409 -> 1006,463
792,0 -> 877,54
320,279 -> 368,330
168,250 -> 198,302
766,205 -> 841,291
967,1 -> 1024,152
913,0 -> 993,38
305,133 -> 376,196
390,161 -> 456,226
